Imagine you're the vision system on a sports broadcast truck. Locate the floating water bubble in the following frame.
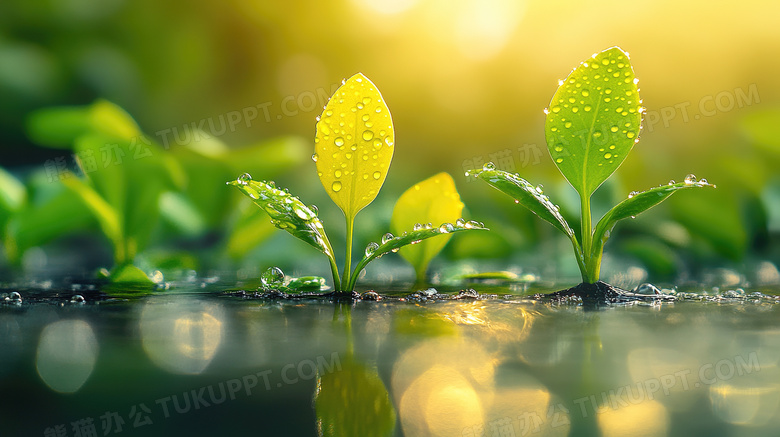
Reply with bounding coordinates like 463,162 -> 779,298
7,291 -> 21,303
365,242 -> 379,257
381,233 -> 394,244
261,267 -> 285,289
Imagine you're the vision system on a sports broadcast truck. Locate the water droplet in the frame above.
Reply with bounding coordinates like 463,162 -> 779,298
552,106 -> 561,113
482,162 -> 496,171
626,132 -> 635,139
581,90 -> 590,97
700,178 -> 709,184
261,267 -> 285,289
604,153 -> 612,159
413,223 -> 423,231
610,126 -> 618,133
564,122 -> 572,128
335,170 -> 342,178
568,97 -> 576,103
554,146 -> 563,152
237,173 -> 252,185
309,204 -> 319,216
455,218 -> 466,227
365,242 -> 379,257
362,97 -> 371,105
362,130 -> 374,141
71,295 -> 85,303
334,137 -> 345,147
372,171 -> 381,180
556,158 -> 563,163
385,137 -> 394,147
311,153 -> 318,162
628,191 -> 639,199
375,107 -> 382,113
6,291 -> 22,302
382,233 -> 394,244
668,180 -> 676,185
543,108 -> 549,115
438,223 -> 455,233
331,181 -> 342,192
572,107 -> 579,113
684,174 -> 697,184
584,105 -> 592,112
609,145 -> 616,150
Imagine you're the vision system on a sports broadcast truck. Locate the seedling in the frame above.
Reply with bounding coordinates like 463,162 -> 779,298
471,47 -> 714,284
229,73 -> 486,292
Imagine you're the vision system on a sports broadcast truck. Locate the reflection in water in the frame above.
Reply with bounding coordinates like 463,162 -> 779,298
627,347 -> 700,410
393,338 -> 495,436
709,374 -> 780,427
597,400 -> 669,437
140,298 -> 223,374
314,358 -> 395,437
36,319 -> 98,393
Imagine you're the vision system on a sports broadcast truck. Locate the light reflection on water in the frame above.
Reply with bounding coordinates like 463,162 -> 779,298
2,289 -> 780,436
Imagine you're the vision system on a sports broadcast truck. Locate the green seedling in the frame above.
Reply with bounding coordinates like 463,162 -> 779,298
229,73 -> 486,293
390,172 -> 465,283
471,47 -> 715,284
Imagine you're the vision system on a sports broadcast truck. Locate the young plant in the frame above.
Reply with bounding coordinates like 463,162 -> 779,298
390,172 -> 465,283
471,47 -> 715,284
229,73 -> 486,292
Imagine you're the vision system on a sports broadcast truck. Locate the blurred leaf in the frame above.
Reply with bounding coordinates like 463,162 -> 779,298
446,229 -> 513,260
619,237 -> 679,279
26,99 -> 141,148
314,73 -> 394,219
5,182 -> 93,262
670,188 -> 748,261
314,359 -> 395,437
227,176 -> 335,259
61,174 -> 125,263
0,167 -> 25,229
158,191 -> 207,237
545,47 -> 641,197
391,172 -> 464,281
591,178 -> 715,263
349,219 -> 488,290
109,264 -> 155,285
26,106 -> 91,148
87,99 -> 141,140
171,147 -> 234,228
224,136 -> 307,179
225,201 -> 277,259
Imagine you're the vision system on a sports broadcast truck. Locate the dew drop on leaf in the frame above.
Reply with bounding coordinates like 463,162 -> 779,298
684,174 -> 697,184
372,171 -> 381,180
381,232 -> 394,244
362,130 -> 374,141
311,153 -> 318,162
331,181 -> 342,192
335,137 -> 345,147
365,242 -> 379,257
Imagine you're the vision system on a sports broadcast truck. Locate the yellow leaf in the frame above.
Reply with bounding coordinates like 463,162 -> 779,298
314,73 -> 394,219
390,172 -> 464,281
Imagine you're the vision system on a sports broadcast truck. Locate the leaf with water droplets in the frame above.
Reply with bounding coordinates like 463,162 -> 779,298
590,178 -> 716,264
546,47 -> 642,197
347,219 -> 488,291
227,176 -> 336,260
390,172 -> 464,282
314,73 -> 394,219
473,167 -> 575,239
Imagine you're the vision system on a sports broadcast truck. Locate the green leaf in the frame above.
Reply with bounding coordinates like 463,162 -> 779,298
224,203 -> 277,259
109,264 -> 156,285
591,178 -> 716,262
314,358 -> 396,437
26,99 -> 141,149
390,172 -> 464,281
0,167 -> 26,231
314,73 -> 394,219
545,47 -> 642,197
349,219 -> 488,290
227,175 -> 335,259
61,174 -> 125,263
474,167 -> 575,238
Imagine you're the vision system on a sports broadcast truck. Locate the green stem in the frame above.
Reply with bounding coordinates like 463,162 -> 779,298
328,255 -> 341,292
341,214 -> 355,291
581,193 -> 594,283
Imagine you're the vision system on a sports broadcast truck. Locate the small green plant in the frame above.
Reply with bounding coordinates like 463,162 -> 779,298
471,47 -> 715,284
229,73 -> 486,292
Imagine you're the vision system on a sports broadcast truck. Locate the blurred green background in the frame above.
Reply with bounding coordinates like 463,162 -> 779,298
1,0 -> 779,285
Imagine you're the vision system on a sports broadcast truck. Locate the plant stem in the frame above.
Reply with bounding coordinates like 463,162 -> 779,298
341,214 -> 355,291
581,193 -> 594,283
328,255 -> 341,292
